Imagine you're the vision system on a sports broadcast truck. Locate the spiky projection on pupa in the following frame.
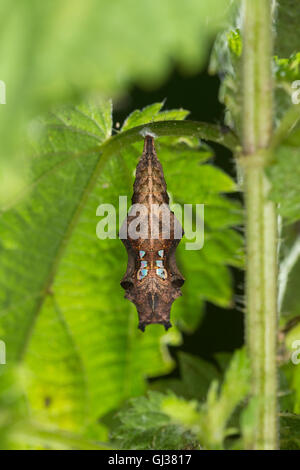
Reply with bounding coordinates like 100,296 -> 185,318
120,135 -> 184,331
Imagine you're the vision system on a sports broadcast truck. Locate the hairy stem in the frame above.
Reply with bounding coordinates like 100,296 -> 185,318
242,0 -> 278,449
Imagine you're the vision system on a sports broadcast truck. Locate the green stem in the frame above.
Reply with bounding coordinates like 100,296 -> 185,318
102,119 -> 238,154
242,0 -> 278,450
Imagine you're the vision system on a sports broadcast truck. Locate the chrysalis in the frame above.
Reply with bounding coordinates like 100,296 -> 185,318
120,135 -> 184,331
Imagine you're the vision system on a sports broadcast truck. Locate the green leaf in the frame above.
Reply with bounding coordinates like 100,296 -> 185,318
280,413 -> 300,450
277,218 -> 300,419
210,26 -> 300,128
162,348 -> 250,449
214,352 -> 232,372
281,325 -> 300,414
282,120 -> 300,147
278,366 -> 295,414
267,145 -> 300,223
274,53 -> 300,121
110,391 -> 198,450
279,232 -> 300,321
274,54 -> 300,85
0,367 -> 28,449
0,365 -> 111,449
150,351 -> 221,401
0,100 -> 175,445
0,0 -> 234,203
209,28 -> 242,134
275,0 -> 300,58
121,102 -> 190,131
0,100 -> 241,448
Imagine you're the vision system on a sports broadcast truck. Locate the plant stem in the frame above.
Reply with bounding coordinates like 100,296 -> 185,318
242,0 -> 278,449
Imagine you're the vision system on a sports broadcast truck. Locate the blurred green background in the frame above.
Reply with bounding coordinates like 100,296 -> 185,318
0,0 -> 232,202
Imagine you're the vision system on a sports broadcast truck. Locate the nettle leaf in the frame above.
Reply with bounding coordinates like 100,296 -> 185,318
281,324 -> 300,415
274,53 -> 300,121
274,158 -> 300,419
280,414 -> 300,450
279,223 -> 300,321
209,28 -> 242,134
210,27 -> 300,127
274,54 -> 300,87
275,0 -> 300,58
0,366 -> 111,450
162,348 -> 250,450
110,391 -> 198,450
0,0 -> 234,203
1,100 -> 174,443
0,367 -> 29,450
0,101 -> 240,447
278,239 -> 300,417
267,145 -> 300,223
119,103 -> 243,331
150,351 -> 221,401
175,202 -> 243,331
121,102 -> 190,131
